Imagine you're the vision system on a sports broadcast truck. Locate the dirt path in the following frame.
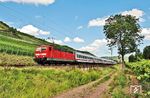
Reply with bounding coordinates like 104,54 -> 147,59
53,72 -> 115,98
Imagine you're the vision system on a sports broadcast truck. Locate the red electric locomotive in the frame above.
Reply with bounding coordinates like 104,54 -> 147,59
34,45 -> 75,64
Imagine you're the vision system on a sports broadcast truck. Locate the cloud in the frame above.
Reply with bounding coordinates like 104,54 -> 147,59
18,25 -> 50,36
64,37 -> 85,43
79,39 -> 107,52
141,28 -> 150,40
88,17 -> 108,27
64,37 -> 71,42
73,37 -> 84,43
88,9 -> 144,27
122,9 -> 145,22
77,26 -> 83,30
0,0 -> 55,5
46,39 -> 64,45
53,40 -> 63,45
122,9 -> 144,19
47,37 -> 84,44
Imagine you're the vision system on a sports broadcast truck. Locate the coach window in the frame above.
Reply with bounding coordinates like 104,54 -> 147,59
79,55 -> 81,58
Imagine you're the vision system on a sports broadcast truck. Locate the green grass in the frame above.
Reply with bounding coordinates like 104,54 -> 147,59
0,66 -> 114,98
0,53 -> 36,66
109,71 -> 129,97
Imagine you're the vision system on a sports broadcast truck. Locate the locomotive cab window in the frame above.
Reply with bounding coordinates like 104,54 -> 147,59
36,47 -> 41,51
41,47 -> 47,51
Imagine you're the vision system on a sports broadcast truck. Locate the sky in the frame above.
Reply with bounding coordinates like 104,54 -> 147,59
0,0 -> 150,57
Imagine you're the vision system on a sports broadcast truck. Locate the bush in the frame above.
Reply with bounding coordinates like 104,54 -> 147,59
112,87 -> 129,98
143,46 -> 150,59
129,50 -> 143,62
126,60 -> 150,97
129,55 -> 136,62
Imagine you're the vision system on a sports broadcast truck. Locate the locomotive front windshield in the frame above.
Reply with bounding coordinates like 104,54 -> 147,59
36,47 -> 47,52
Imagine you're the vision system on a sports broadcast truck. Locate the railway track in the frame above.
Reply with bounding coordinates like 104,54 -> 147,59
2,63 -> 114,69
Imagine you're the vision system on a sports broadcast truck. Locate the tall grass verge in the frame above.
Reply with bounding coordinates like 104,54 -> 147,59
0,66 -> 114,98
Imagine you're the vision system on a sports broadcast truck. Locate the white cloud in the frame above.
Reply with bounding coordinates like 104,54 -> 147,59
77,26 -> 83,30
122,9 -> 144,19
46,39 -> 64,45
122,9 -> 144,22
64,37 -> 71,42
88,17 -> 108,27
141,28 -> 150,40
54,40 -> 63,45
79,39 -> 107,52
73,37 -> 84,43
88,9 -> 145,27
0,0 -> 55,5
18,25 -> 50,36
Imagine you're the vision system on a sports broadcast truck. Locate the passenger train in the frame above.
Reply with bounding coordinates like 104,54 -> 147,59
34,45 -> 116,65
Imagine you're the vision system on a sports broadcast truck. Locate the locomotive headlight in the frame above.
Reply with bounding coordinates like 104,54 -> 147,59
35,54 -> 40,56
41,53 -> 46,55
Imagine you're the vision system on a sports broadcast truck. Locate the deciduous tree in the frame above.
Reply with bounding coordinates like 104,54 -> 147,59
104,14 -> 144,70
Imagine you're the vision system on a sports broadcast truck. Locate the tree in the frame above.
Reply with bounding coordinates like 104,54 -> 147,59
143,45 -> 150,59
129,55 -> 136,62
104,14 -> 144,70
135,49 -> 143,60
129,49 -> 143,62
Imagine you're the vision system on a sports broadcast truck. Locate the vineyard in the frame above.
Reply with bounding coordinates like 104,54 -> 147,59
127,60 -> 150,96
0,35 -> 36,56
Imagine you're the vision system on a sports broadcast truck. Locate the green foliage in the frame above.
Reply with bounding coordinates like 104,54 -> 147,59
104,14 -> 144,64
0,35 -> 36,56
126,60 -> 150,81
113,72 -> 127,88
112,87 -> 129,98
129,49 -> 143,62
0,67 -> 113,98
135,49 -> 143,59
129,55 -> 136,62
143,45 -> 150,59
127,60 -> 150,95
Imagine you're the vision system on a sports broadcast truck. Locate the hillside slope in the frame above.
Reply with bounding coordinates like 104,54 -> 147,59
0,21 -> 93,56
